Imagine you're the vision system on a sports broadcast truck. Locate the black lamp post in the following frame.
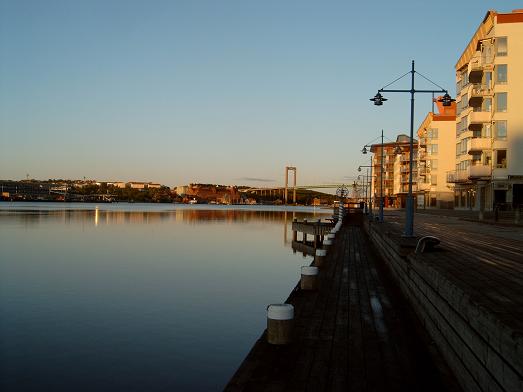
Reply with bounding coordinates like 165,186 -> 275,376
370,60 -> 454,237
362,129 -> 385,222
358,165 -> 372,215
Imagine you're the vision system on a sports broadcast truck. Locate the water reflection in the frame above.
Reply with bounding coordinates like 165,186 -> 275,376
0,204 -> 331,391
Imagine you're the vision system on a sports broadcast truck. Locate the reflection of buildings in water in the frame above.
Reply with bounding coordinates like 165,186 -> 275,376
177,209 -> 326,226
1,207 -> 331,231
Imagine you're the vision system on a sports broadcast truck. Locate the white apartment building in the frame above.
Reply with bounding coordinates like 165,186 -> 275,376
449,9 -> 523,210
417,99 -> 457,209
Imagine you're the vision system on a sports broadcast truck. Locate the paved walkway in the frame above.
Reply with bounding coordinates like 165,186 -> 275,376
225,218 -> 459,391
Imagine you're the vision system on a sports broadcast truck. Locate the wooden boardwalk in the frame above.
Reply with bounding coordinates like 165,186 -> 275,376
225,217 -> 458,391
383,212 -> 523,344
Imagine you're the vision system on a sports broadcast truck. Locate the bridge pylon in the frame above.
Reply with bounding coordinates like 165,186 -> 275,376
285,166 -> 297,204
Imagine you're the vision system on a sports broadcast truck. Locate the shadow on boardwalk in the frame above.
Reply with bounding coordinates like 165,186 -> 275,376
225,214 -> 460,391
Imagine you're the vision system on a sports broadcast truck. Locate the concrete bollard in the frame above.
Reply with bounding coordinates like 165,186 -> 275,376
267,304 -> 294,345
315,249 -> 327,267
323,239 -> 333,250
300,266 -> 319,290
327,233 -> 335,240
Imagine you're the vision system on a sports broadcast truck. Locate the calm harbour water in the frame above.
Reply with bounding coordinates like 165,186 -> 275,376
0,202 -> 331,391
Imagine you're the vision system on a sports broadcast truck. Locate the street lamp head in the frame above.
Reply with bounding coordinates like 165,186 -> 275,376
358,166 -> 362,172
361,146 -> 368,154
370,92 -> 387,106
439,92 -> 455,107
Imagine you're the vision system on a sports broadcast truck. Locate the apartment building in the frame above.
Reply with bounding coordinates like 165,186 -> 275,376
370,134 -> 416,208
392,135 -> 418,208
126,182 -> 163,190
417,99 -> 457,208
449,9 -> 523,210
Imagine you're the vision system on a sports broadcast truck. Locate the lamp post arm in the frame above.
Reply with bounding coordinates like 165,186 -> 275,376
379,88 -> 447,94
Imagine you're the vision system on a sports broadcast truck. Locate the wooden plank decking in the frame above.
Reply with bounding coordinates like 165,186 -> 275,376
383,212 -> 523,333
225,218 -> 457,391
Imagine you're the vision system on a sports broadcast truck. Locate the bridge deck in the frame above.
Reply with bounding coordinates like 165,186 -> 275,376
225,218 -> 457,391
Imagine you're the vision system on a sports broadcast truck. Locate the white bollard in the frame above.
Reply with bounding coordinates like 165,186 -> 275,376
267,304 -> 294,344
327,233 -> 335,240
315,249 -> 327,267
300,266 -> 319,290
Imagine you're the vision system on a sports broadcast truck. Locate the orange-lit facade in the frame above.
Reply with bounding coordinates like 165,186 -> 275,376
449,9 -> 523,210
370,135 -> 417,208
416,99 -> 457,208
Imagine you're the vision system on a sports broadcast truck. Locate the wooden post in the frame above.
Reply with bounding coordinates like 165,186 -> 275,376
315,249 -> 327,267
323,239 -> 332,251
302,219 -> 307,243
300,266 -> 319,290
267,304 -> 294,345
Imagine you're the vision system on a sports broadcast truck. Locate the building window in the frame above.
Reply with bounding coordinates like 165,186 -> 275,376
495,121 -> 507,140
496,150 -> 507,168
480,98 -> 491,112
430,159 -> 438,170
496,37 -> 507,56
484,124 -> 492,138
496,65 -> 507,84
428,144 -> 438,154
485,71 -> 492,87
485,151 -> 492,166
495,93 -> 507,112
431,175 -> 437,185
471,153 -> 481,163
427,128 -> 438,139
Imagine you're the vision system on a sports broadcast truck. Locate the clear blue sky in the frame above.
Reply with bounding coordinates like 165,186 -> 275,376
1,1 -> 520,187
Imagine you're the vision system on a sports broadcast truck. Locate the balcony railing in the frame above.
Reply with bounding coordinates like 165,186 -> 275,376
418,182 -> 431,191
469,164 -> 491,177
468,111 -> 491,125
468,137 -> 491,153
468,56 -> 483,76
468,83 -> 492,107
447,164 -> 491,183
418,168 -> 428,176
398,185 -> 418,193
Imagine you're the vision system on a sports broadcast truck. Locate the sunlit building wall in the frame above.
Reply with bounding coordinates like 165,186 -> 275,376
449,9 -> 523,210
417,99 -> 457,208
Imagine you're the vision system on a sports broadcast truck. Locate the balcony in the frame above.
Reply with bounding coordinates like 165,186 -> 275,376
446,164 -> 490,183
418,182 -> 431,191
468,83 -> 492,107
398,185 -> 418,193
468,138 -> 491,153
467,56 -> 483,82
469,163 -> 491,178
468,111 -> 491,127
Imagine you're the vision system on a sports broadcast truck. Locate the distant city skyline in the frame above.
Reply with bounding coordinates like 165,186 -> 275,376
1,1 -> 521,187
